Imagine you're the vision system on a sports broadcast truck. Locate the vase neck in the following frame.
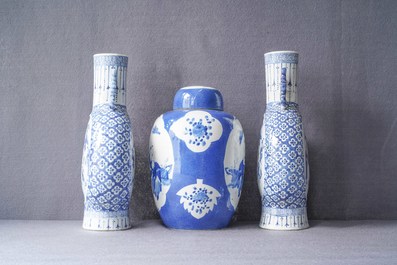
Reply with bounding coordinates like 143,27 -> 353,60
265,51 -> 298,105
93,54 -> 128,107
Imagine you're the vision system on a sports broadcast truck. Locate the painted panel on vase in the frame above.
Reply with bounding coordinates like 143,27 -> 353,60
82,104 -> 134,230
257,120 -> 266,197
224,118 -> 245,210
149,115 -> 174,211
170,110 -> 223,153
176,179 -> 221,219
260,103 -> 309,228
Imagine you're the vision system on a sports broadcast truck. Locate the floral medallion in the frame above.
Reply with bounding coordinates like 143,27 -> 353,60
176,179 -> 221,219
170,111 -> 223,153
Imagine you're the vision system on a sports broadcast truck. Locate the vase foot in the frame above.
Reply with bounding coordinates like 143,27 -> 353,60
82,210 -> 131,231
259,207 -> 309,230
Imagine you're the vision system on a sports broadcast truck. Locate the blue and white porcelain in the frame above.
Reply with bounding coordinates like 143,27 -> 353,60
81,54 -> 134,231
150,86 -> 245,230
258,51 -> 310,230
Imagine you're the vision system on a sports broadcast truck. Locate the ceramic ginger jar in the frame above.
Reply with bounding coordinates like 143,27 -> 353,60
149,86 -> 245,230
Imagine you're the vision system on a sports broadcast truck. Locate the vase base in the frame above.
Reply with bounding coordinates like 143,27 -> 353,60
259,207 -> 309,230
82,211 -> 131,231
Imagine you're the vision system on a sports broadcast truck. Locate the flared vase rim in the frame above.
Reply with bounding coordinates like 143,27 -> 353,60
180,86 -> 218,90
264,50 -> 298,56
94,53 -> 128,57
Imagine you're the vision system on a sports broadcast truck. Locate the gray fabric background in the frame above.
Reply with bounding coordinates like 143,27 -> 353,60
0,0 -> 396,221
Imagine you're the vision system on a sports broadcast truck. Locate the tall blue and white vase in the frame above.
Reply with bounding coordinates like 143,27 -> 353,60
81,54 -> 134,231
258,51 -> 310,230
149,86 -> 245,230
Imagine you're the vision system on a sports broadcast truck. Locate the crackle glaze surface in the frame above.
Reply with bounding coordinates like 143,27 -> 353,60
149,87 -> 245,230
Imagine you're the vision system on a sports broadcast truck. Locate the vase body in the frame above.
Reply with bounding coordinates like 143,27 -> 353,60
258,51 -> 309,230
81,54 -> 134,231
150,86 -> 245,230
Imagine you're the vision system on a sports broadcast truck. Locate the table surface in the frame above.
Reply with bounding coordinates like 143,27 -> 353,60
1,220 -> 396,265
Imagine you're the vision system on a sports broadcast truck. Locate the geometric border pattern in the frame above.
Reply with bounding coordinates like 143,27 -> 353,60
262,102 -> 308,210
82,104 -> 134,214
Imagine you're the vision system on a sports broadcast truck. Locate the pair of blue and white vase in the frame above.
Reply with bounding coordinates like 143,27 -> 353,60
81,51 -> 309,231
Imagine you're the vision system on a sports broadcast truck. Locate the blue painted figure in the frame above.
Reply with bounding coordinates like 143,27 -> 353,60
258,51 -> 310,230
150,161 -> 172,200
225,160 -> 245,197
149,86 -> 245,229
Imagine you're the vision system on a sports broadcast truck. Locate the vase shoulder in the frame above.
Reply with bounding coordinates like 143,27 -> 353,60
91,103 -> 129,116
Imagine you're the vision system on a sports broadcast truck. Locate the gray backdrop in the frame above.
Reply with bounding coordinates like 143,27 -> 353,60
1,0 -> 396,221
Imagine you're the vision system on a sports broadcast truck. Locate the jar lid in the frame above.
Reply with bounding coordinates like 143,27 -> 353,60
173,86 -> 224,111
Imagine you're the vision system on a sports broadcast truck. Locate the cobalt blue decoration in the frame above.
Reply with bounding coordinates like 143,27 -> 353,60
81,54 -> 134,231
149,86 -> 245,230
258,51 -> 310,230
